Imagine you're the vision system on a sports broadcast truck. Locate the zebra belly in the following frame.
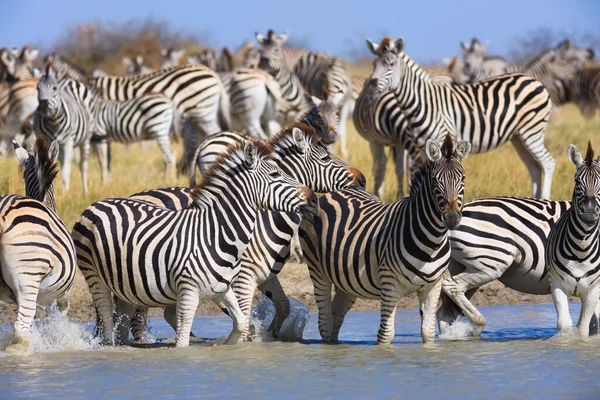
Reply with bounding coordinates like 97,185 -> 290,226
549,259 -> 600,296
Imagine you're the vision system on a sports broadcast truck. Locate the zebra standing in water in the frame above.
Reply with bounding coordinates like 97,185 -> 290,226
33,66 -> 100,192
127,124 -> 364,342
0,138 -> 76,354
72,139 -> 318,347
300,134 -> 471,344
546,142 -> 600,338
366,37 -> 553,199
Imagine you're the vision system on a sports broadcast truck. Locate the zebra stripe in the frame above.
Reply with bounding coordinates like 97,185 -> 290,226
366,37 -> 554,199
0,78 -> 38,154
546,142 -> 600,338
0,138 -> 76,353
299,134 -> 471,344
571,66 -> 600,119
128,124 -> 365,342
436,196 -> 571,336
72,140 -> 317,347
43,53 -> 91,81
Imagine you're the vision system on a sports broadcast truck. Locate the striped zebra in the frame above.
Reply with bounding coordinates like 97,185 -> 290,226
188,48 -> 234,72
436,196 -> 573,336
72,139 -> 318,347
34,66 -> 100,192
160,48 -> 185,69
0,46 -> 39,81
366,37 -> 553,199
353,80 -> 423,199
122,56 -> 152,75
84,65 -> 230,171
300,134 -> 471,344
0,78 -> 38,152
292,51 -> 353,158
127,123 -> 364,341
43,53 -> 91,82
546,142 -> 600,338
570,66 -> 600,119
0,137 -> 76,353
460,38 -> 509,82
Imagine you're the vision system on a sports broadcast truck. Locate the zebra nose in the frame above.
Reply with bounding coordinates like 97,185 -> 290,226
367,78 -> 379,89
299,187 -> 319,222
350,167 -> 366,190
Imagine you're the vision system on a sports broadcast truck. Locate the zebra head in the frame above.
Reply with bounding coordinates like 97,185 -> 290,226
255,29 -> 288,73
555,39 -> 595,65
442,56 -> 469,84
298,94 -> 339,145
568,142 -> 600,225
271,125 -> 365,192
160,48 -> 185,69
37,65 -> 62,118
13,137 -> 59,210
460,37 -> 489,82
0,47 -> 17,78
122,55 -> 146,75
424,134 -> 471,230
242,47 -> 260,68
365,37 -> 405,97
191,49 -> 218,70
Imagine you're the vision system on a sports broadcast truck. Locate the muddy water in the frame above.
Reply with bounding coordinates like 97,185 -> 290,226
1,301 -> 599,399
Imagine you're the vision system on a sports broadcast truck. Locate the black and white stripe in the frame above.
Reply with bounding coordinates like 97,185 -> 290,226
72,139 -> 317,347
366,37 -> 553,199
546,142 -> 600,338
299,134 -> 471,344
0,138 -> 76,353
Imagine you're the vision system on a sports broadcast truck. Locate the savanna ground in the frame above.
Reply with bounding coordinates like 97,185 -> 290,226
0,102 -> 599,324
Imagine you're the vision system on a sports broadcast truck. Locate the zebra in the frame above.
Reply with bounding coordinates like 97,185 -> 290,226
436,196 -> 574,336
33,66 -> 100,192
353,80 -> 423,199
83,65 -> 231,171
546,142 -> 600,338
292,51 -> 353,158
160,48 -> 185,68
299,133 -> 470,344
127,123 -> 364,342
0,78 -> 38,153
0,137 -> 76,354
72,139 -> 318,347
365,37 -> 554,199
188,48 -> 234,72
0,46 -> 39,81
122,55 -> 152,75
460,38 -> 509,82
43,53 -> 91,82
569,66 -> 600,119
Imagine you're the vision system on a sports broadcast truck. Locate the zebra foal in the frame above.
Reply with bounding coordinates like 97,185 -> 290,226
72,139 -> 318,347
300,133 -> 471,344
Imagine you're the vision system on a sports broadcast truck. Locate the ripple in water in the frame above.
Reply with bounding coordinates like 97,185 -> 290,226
438,315 -> 476,340
1,304 -> 100,356
248,295 -> 310,342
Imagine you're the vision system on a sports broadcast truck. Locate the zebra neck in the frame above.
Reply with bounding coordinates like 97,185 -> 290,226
404,177 -> 448,249
43,189 -> 57,211
273,64 -> 308,110
565,209 -> 600,251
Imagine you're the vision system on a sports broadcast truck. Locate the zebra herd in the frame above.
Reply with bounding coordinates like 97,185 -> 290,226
1,30 -> 600,354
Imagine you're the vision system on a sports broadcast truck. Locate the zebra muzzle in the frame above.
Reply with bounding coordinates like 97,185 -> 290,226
350,167 -> 367,190
299,188 -> 319,222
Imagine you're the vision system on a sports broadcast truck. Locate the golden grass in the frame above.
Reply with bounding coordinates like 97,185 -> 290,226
1,105 -> 599,229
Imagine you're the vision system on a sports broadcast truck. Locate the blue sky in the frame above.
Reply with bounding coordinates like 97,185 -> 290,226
1,0 -> 598,63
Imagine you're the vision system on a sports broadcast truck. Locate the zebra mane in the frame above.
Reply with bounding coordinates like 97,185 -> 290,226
584,141 -> 594,166
409,134 -> 455,197
398,52 -> 432,82
21,137 -> 59,203
190,139 -> 274,206
269,123 -> 321,147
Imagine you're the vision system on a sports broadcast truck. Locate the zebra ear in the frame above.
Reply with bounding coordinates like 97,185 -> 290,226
26,47 -> 40,61
460,41 -> 470,52
292,127 -> 307,151
255,32 -> 265,44
13,140 -> 29,165
49,141 -> 60,164
310,95 -> 322,106
473,40 -> 489,53
426,139 -> 442,161
568,144 -> 583,167
136,55 -> 144,65
366,39 -> 378,55
122,57 -> 132,67
395,38 -> 405,53
277,32 -> 289,44
244,141 -> 258,168
455,140 -> 472,161
161,48 -> 168,57
172,49 -> 185,61
0,49 -> 12,67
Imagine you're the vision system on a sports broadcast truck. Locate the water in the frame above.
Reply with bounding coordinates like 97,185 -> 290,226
1,301 -> 599,399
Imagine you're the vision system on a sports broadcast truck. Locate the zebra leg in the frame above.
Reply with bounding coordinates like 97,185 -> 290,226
289,234 -> 304,263
258,277 -> 291,339
577,288 -> 600,337
215,288 -> 246,345
59,139 -> 74,192
6,275 -> 42,353
330,290 -> 357,342
130,307 -> 150,343
56,292 -> 70,316
369,141 -> 387,199
79,140 -> 91,194
175,286 -> 200,348
550,280 -> 573,334
511,136 -> 555,199
231,269 -> 257,342
337,102 -> 350,159
377,277 -> 407,345
93,140 -> 111,184
156,135 -> 176,180
591,301 -> 600,335
417,278 -> 443,344
114,297 -> 136,345
393,145 -> 406,199
308,266 -> 335,343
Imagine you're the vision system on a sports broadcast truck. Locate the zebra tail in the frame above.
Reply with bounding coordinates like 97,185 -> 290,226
217,78 -> 231,131
188,142 -> 204,187
170,107 -> 182,144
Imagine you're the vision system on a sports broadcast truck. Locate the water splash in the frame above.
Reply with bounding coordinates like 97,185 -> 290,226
1,304 -> 100,356
247,295 -> 310,342
438,315 -> 476,340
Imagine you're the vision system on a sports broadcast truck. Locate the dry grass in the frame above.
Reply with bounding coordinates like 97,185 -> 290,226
0,104 -> 598,323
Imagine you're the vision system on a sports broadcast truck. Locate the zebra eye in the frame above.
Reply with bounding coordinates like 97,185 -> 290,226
321,153 -> 332,162
269,170 -> 281,178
